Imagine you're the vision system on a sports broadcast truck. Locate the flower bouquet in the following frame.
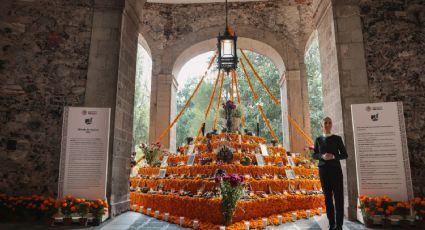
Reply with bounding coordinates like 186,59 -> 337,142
411,197 -> 425,228
215,174 -> 244,226
90,199 -> 108,226
139,142 -> 164,166
61,196 -> 76,225
221,100 -> 237,132
77,201 -> 90,226
40,197 -> 59,226
380,196 -> 394,228
358,195 -> 376,227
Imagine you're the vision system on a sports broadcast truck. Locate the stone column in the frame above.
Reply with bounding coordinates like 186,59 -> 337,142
314,0 -> 370,220
280,74 -> 291,151
149,73 -> 178,153
300,63 -> 312,137
286,69 -> 308,152
85,0 -> 142,216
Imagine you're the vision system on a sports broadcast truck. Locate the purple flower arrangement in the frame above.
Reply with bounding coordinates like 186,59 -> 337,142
215,174 -> 244,187
222,100 -> 236,110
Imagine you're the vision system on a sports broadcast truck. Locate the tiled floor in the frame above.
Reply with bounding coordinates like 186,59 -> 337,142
0,211 -> 418,229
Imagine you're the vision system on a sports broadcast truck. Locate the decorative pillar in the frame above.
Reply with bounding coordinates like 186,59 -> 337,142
285,69 -> 308,153
314,0 -> 370,220
149,73 -> 178,153
85,0 -> 143,216
280,74 -> 291,151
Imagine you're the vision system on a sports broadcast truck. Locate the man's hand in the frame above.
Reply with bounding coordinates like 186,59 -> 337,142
322,153 -> 334,160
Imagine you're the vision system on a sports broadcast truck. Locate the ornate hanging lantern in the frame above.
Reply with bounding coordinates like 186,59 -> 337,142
217,0 -> 238,74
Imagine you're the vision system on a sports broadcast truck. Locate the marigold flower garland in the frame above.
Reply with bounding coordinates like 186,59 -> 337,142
138,164 -> 318,177
130,178 -> 321,194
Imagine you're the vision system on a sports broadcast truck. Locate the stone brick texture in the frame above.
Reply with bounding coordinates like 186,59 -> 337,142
141,0 -> 314,52
359,0 -> 425,195
0,0 -> 94,195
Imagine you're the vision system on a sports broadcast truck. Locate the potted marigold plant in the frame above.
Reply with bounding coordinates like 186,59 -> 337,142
40,197 -> 59,226
395,201 -> 411,229
215,174 -> 244,226
26,195 -> 45,221
358,195 -> 375,227
90,199 -> 108,226
0,194 -> 13,222
61,196 -> 75,225
78,201 -> 90,226
410,197 -> 425,228
379,196 -> 394,228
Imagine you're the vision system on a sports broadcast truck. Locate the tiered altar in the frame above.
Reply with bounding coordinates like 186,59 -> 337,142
129,130 -> 325,229
129,36 -> 325,228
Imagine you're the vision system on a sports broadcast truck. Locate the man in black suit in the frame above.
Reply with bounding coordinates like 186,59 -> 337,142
312,117 -> 348,230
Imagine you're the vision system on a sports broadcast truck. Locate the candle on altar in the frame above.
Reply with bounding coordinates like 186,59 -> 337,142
278,215 -> 283,224
306,209 -> 311,218
244,221 -> 250,230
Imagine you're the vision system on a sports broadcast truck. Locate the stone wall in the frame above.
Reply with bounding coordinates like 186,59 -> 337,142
0,0 -> 94,195
141,0 -> 314,55
359,0 -> 425,195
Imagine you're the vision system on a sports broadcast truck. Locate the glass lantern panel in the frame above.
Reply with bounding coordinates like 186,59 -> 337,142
221,39 -> 234,58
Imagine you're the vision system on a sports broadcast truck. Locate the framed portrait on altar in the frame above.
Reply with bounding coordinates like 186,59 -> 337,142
255,154 -> 265,166
187,155 -> 196,166
285,169 -> 296,180
287,156 -> 295,167
159,169 -> 167,179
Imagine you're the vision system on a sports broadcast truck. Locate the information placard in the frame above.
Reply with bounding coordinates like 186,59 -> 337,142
351,102 -> 413,201
58,107 -> 110,200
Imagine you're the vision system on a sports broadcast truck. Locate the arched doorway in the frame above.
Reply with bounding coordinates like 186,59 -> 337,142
174,50 -> 286,150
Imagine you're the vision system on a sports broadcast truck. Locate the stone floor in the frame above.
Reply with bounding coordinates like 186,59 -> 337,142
0,211 -> 419,229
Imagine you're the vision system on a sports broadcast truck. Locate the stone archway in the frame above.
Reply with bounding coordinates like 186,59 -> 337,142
147,24 -> 312,153
169,37 -> 291,151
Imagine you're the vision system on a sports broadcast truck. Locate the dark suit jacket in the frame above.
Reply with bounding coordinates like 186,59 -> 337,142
312,135 -> 348,167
